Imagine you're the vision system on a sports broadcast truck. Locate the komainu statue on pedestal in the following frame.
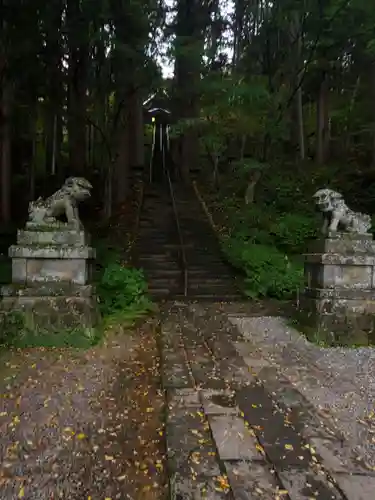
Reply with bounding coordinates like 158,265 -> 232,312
28,177 -> 93,228
313,188 -> 371,235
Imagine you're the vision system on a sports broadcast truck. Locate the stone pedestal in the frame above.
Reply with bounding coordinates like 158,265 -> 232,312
1,222 -> 99,330
302,232 -> 375,339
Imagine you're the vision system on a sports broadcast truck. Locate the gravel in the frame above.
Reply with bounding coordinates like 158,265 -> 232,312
230,315 -> 375,468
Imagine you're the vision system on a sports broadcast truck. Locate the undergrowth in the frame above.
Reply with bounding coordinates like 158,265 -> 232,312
215,196 -> 318,300
202,159 -> 369,300
0,237 -> 154,349
96,256 -> 154,328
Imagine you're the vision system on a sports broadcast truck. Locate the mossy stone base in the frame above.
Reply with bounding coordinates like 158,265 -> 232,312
302,232 -> 375,346
298,296 -> 375,346
1,283 -> 100,330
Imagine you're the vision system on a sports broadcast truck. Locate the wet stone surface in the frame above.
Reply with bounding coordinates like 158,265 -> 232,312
208,414 -> 261,461
211,393 -> 237,409
236,383 -> 312,468
162,301 -> 375,499
309,436 -> 369,474
200,390 -> 239,416
278,469 -> 344,500
224,461 -> 279,500
166,407 -> 221,478
333,473 -> 375,499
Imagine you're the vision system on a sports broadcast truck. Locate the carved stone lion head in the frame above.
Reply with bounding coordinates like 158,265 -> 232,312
63,177 -> 93,202
313,189 -> 343,213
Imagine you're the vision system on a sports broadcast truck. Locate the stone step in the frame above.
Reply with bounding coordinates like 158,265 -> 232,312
148,288 -> 183,299
145,277 -> 181,287
144,269 -> 182,277
185,269 -> 233,276
136,186 -> 239,301
187,280 -> 237,287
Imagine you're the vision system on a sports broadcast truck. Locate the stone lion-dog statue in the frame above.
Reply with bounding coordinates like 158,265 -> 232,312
28,177 -> 93,228
313,188 -> 371,235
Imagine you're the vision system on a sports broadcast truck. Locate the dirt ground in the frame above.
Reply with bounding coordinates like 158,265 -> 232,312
0,319 -> 167,500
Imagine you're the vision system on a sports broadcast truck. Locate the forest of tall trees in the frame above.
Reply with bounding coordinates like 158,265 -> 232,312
1,0 -> 375,225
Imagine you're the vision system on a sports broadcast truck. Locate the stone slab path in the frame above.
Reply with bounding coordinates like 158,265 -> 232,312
161,301 -> 375,500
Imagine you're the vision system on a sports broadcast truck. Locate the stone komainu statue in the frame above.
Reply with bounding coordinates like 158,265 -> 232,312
313,188 -> 371,235
28,177 -> 93,228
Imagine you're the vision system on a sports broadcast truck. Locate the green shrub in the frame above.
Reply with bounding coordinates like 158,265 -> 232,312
258,171 -> 312,214
97,263 -> 152,317
228,205 -> 276,242
270,213 -> 319,254
222,237 -> 304,299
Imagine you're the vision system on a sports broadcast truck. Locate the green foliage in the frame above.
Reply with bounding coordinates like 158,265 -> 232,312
222,237 -> 304,299
97,263 -> 153,318
225,203 -> 318,256
228,206 -> 275,244
231,158 -> 269,176
270,214 -> 319,254
93,236 -> 154,325
210,160 -> 324,299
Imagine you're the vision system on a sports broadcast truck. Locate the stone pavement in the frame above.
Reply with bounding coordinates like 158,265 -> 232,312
160,301 -> 375,500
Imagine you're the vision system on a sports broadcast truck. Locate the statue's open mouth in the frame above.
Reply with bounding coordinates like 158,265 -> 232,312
76,189 -> 91,200
317,201 -> 329,210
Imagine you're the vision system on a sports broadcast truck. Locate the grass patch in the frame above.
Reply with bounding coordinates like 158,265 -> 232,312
94,238 -> 156,327
0,235 -> 154,350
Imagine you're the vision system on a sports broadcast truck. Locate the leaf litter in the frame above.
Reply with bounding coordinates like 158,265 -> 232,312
0,319 -> 167,499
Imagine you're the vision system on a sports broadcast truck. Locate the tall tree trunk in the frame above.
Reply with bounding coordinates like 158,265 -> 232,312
316,71 -> 330,164
344,75 -> 360,154
68,56 -> 87,174
45,0 -> 63,180
290,11 -> 305,160
0,82 -> 11,224
371,62 -> 375,167
295,86 -> 305,160
67,0 -> 87,175
128,89 -> 144,168
232,0 -> 245,70
174,0 -> 209,183
114,95 -> 130,204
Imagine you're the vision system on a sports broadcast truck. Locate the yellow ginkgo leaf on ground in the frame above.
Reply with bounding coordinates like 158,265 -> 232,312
256,443 -> 265,455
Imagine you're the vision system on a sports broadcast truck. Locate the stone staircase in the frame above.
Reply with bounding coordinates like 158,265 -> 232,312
134,182 -> 242,301
134,186 -> 183,299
